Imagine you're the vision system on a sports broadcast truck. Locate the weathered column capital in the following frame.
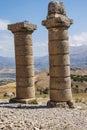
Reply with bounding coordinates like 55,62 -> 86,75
42,1 -> 73,29
42,17 -> 73,29
8,21 -> 37,33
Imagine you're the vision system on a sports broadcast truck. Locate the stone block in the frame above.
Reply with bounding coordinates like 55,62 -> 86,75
15,34 -> 32,46
16,86 -> 35,99
50,77 -> 71,89
50,65 -> 70,77
8,21 -> 37,33
49,29 -> 68,40
16,77 -> 34,87
49,54 -> 70,66
42,18 -> 72,29
49,40 -> 69,54
15,45 -> 33,56
9,98 -> 36,104
16,55 -> 34,65
50,89 -> 72,102
16,65 -> 34,77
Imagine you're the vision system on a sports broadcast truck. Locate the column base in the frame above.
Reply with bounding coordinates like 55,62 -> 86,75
9,97 -> 35,104
47,100 -> 75,108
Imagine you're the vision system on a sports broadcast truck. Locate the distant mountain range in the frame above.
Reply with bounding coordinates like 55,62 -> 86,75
0,45 -> 87,73
35,45 -> 87,71
70,45 -> 87,68
0,56 -> 15,70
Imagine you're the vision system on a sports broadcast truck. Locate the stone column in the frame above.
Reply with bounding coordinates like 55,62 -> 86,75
42,1 -> 74,108
8,21 -> 37,103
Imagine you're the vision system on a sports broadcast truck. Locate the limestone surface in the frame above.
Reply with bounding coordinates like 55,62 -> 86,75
0,99 -> 87,130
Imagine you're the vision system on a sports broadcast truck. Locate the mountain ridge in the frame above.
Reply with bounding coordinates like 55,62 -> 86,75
0,45 -> 87,72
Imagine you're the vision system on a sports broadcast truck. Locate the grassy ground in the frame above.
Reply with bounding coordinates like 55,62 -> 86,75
73,93 -> 87,103
0,81 -> 87,104
0,82 -> 16,98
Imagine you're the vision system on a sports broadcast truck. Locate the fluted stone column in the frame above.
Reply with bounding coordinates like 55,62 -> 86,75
42,1 -> 74,108
8,21 -> 37,103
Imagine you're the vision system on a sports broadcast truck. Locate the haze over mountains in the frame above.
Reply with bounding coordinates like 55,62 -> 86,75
0,45 -> 87,73
0,57 -> 15,69
35,45 -> 87,71
70,45 -> 87,68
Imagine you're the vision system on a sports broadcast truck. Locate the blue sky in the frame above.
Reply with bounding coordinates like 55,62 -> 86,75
0,0 -> 87,57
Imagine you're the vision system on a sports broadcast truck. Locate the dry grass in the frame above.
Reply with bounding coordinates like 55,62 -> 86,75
0,82 -> 16,98
0,69 -> 87,101
73,93 -> 87,99
73,93 -> 87,103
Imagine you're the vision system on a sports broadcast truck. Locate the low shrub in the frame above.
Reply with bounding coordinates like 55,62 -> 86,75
39,87 -> 49,95
28,99 -> 38,104
75,98 -> 82,103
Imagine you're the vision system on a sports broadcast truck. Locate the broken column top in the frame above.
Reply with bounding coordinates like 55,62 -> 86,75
8,21 -> 37,33
42,1 -> 73,28
47,1 -> 66,18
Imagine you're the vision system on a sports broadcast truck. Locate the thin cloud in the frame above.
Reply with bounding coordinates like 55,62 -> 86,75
33,41 -> 48,57
0,19 -> 87,57
0,19 -> 14,57
0,19 -> 11,31
0,31 -> 14,57
70,32 -> 87,46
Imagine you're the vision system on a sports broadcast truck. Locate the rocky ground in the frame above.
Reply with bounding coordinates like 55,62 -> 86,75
0,99 -> 87,130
